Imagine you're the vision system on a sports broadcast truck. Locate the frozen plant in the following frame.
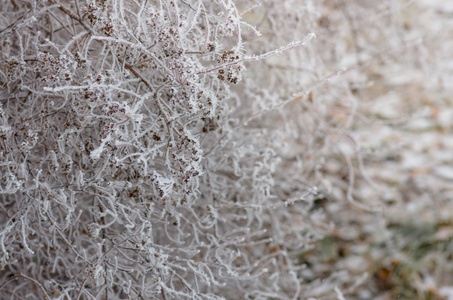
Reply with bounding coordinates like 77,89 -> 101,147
0,0 -> 328,299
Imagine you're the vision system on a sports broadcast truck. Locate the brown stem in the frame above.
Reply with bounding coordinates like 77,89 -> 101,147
0,274 -> 51,300
47,0 -> 94,34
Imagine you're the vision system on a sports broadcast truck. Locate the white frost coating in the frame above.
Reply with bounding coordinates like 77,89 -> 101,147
90,144 -> 105,160
4,1 -> 450,299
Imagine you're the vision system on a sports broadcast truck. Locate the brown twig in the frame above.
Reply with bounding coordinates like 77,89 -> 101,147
0,274 -> 51,300
47,0 -> 94,34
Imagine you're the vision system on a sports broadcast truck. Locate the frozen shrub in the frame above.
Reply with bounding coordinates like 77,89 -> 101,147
0,0 -> 323,299
3,0 -> 451,299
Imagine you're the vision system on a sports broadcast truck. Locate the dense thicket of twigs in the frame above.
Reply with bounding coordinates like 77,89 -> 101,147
0,0 -> 320,299
1,0 -> 453,299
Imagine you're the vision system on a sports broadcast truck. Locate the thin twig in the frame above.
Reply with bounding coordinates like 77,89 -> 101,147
197,33 -> 316,75
48,0 -> 94,34
0,274 -> 51,300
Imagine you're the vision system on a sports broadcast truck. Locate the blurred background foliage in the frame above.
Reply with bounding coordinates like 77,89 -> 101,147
240,0 -> 453,298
